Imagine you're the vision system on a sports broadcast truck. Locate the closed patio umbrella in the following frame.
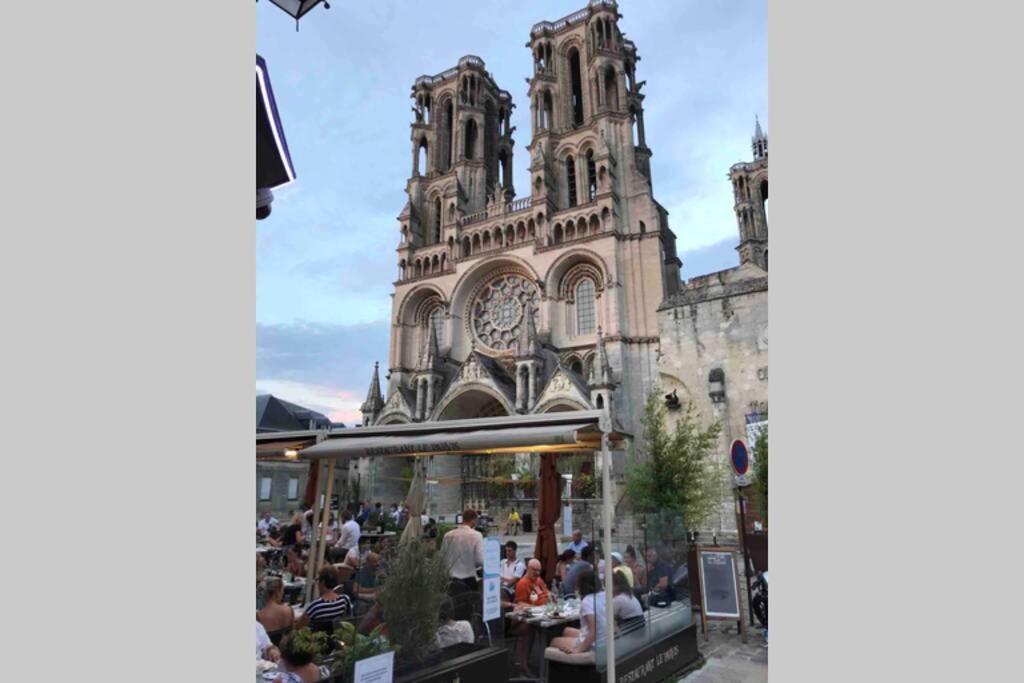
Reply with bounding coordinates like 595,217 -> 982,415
400,456 -> 428,543
302,459 -> 319,510
533,452 -> 562,584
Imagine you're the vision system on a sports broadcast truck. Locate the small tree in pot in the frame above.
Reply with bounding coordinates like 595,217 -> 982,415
376,536 -> 451,671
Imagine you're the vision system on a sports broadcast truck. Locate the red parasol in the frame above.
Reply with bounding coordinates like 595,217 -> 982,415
302,459 -> 320,510
533,452 -> 562,584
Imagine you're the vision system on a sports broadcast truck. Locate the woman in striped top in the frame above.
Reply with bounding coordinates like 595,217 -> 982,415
296,567 -> 352,630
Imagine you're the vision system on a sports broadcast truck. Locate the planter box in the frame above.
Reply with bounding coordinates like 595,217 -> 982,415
394,646 -> 509,683
545,624 -> 700,683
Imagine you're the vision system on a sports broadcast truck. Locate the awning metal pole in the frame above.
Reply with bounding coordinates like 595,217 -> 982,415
601,429 -> 616,681
313,458 -> 336,583
303,459 -> 325,605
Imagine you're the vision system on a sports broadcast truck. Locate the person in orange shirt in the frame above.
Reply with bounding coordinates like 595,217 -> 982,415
514,558 -> 550,607
512,559 -> 550,676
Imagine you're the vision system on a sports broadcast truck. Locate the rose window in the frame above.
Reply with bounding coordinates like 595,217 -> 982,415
470,273 -> 540,351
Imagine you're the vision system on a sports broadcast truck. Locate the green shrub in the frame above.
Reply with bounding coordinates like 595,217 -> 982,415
377,536 -> 450,665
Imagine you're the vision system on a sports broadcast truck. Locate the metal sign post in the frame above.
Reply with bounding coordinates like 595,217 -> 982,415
729,440 -> 755,627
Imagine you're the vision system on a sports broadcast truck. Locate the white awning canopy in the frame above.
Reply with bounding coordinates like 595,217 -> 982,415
297,410 -> 626,462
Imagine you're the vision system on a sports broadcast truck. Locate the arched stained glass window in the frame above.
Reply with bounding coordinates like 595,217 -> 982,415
575,279 -> 596,335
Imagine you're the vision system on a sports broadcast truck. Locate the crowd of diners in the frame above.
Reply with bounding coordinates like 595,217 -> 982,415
256,503 -> 690,680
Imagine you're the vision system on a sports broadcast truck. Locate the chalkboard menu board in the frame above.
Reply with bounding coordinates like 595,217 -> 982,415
698,549 -> 740,618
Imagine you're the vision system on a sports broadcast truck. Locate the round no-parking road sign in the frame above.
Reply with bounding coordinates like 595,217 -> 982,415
730,439 -> 749,476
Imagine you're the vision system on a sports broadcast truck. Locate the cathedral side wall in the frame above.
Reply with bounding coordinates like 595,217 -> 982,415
656,273 -> 768,533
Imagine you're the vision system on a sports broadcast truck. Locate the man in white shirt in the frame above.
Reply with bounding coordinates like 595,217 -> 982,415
335,510 -> 361,556
257,510 -> 279,536
440,509 -> 484,590
500,540 -> 525,598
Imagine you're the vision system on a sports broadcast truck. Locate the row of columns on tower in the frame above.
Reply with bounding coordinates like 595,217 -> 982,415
414,374 -> 441,421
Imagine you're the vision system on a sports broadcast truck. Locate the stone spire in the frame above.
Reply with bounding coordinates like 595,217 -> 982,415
590,327 -> 615,388
752,115 -> 767,160
419,323 -> 443,371
360,362 -> 385,426
589,328 -> 616,417
516,305 -> 540,358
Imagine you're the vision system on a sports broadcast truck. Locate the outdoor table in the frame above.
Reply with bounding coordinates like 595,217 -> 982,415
281,577 -> 306,604
359,531 -> 397,543
506,606 -> 580,681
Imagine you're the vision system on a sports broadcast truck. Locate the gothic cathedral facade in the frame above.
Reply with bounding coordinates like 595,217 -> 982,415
355,1 -> 768,529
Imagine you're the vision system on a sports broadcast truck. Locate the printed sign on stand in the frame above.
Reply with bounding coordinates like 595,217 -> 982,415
353,650 -> 394,683
482,538 -> 501,621
483,538 -> 500,576
563,505 -> 573,538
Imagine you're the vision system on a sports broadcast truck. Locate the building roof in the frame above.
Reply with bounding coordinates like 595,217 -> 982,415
256,394 -> 336,433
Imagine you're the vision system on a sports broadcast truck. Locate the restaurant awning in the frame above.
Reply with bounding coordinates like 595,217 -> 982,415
297,410 -> 627,462
295,409 -> 627,678
255,429 -> 322,461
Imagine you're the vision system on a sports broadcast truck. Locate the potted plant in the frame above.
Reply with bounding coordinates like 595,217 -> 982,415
375,536 -> 510,682
319,622 -> 394,682
377,537 -> 451,673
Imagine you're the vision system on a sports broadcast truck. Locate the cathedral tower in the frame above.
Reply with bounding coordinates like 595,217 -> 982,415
729,117 -> 768,270
361,1 -> 687,512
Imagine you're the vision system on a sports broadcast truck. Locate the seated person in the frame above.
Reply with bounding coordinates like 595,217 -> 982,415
554,549 -> 575,589
611,572 -> 644,629
354,550 -> 381,601
258,511 -> 279,538
551,569 -> 606,654
255,620 -> 280,662
511,559 -> 549,676
500,540 -> 526,599
514,559 -> 550,607
256,555 -> 268,610
646,549 -> 675,603
280,514 -> 305,549
435,598 -> 475,649
285,546 -> 305,578
296,567 -> 352,630
624,547 -> 646,593
562,545 -> 595,597
257,577 -> 296,644
611,551 -> 634,589
348,536 -> 371,568
273,632 -> 332,683
266,527 -> 284,548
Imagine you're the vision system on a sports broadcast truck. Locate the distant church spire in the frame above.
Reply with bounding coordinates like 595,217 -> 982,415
752,115 -> 767,160
360,362 -> 384,426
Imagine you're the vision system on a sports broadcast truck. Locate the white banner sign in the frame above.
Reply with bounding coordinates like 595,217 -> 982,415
483,538 -> 500,578
562,505 -> 573,538
745,421 -> 767,456
353,651 -> 394,683
483,576 -> 501,621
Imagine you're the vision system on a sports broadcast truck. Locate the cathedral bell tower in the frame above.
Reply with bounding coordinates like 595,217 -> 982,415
728,116 -> 768,270
401,57 -> 516,262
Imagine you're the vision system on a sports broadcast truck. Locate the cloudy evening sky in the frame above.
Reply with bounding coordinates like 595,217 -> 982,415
256,0 -> 767,424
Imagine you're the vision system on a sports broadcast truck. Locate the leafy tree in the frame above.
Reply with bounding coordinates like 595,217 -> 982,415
751,424 -> 768,524
625,391 -> 724,531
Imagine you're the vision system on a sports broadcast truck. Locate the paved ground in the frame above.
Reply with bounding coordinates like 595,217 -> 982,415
677,620 -> 767,683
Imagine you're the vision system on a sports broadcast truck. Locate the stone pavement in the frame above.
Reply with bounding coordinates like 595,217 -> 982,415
677,620 -> 767,682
